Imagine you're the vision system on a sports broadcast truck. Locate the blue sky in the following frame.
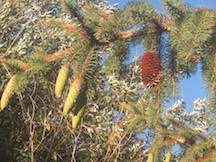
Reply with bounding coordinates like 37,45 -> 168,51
108,0 -> 216,110
109,0 -> 216,10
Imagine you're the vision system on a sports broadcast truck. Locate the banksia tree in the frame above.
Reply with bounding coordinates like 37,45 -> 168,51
0,0 -> 216,161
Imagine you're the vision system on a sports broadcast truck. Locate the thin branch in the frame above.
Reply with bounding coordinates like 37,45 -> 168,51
63,23 -> 90,40
28,96 -> 36,162
0,43 -> 84,72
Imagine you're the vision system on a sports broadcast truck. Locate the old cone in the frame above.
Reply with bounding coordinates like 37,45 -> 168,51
141,51 -> 162,87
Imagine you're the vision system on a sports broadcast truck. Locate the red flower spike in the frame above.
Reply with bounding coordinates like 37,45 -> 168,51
141,51 -> 162,88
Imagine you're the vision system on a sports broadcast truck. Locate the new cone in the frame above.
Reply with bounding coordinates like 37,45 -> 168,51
63,75 -> 81,115
71,107 -> 85,129
55,64 -> 69,98
1,75 -> 18,110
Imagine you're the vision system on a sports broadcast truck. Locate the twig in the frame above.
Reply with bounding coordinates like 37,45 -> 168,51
5,18 -> 36,55
70,127 -> 82,162
28,96 -> 36,162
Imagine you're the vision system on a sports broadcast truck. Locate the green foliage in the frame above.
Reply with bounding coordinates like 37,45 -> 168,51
149,136 -> 164,162
12,73 -> 28,93
162,0 -> 191,22
103,40 -> 130,74
3,59 -> 29,72
170,8 -> 215,77
182,142 -> 213,162
123,88 -> 160,131
113,1 -> 161,30
28,47 -> 50,74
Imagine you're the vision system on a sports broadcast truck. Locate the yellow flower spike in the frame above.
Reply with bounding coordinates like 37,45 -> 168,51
1,75 -> 18,110
164,151 -> 172,162
147,152 -> 154,162
71,107 -> 85,129
176,136 -> 186,144
55,64 -> 69,98
63,75 -> 81,115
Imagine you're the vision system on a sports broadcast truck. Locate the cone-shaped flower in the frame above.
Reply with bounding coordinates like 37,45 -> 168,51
63,75 -> 81,115
55,64 -> 69,97
164,151 -> 172,162
1,75 -> 18,110
71,106 -> 85,129
146,152 -> 154,162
